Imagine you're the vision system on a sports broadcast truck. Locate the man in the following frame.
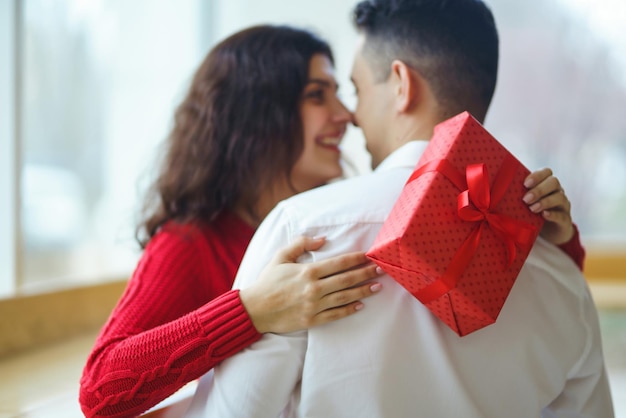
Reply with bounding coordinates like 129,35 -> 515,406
186,0 -> 613,416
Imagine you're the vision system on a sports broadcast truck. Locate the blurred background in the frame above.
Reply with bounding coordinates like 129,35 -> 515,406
0,0 -> 624,416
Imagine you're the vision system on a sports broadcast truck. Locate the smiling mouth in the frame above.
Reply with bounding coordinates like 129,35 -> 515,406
317,137 -> 340,147
316,131 -> 345,149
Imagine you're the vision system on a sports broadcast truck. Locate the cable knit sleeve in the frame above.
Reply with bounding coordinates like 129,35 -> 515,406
79,226 -> 261,418
557,224 -> 586,271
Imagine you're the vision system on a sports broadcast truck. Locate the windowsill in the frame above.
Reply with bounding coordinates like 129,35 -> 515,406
589,280 -> 626,310
0,279 -> 128,359
0,330 -> 197,417
0,331 -> 98,417
0,248 -> 624,359
585,248 -> 626,284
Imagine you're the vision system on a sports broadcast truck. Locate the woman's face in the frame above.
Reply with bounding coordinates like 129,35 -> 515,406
290,54 -> 352,192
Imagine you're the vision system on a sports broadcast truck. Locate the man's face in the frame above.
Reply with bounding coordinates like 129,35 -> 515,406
350,37 -> 394,169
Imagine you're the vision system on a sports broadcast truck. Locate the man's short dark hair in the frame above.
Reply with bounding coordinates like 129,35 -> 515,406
353,0 -> 499,120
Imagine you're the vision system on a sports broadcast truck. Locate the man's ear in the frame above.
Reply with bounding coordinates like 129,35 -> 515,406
390,60 -> 418,113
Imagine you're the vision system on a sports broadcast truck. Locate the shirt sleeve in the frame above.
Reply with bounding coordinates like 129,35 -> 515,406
190,203 -> 307,418
541,283 -> 615,418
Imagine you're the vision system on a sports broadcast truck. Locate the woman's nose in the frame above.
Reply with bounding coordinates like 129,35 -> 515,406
333,98 -> 353,123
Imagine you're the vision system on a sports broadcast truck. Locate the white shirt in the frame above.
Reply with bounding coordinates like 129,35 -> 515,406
186,141 -> 614,418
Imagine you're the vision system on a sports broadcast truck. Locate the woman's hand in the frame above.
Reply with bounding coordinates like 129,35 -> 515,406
523,168 -> 575,245
239,236 -> 383,334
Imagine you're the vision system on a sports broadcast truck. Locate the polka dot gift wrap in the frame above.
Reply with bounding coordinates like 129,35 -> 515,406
367,111 -> 545,337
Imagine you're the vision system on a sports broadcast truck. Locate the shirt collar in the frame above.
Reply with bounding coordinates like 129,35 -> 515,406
374,140 -> 430,173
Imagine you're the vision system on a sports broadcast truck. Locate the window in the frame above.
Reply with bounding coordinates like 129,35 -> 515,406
2,0 -> 625,298
486,0 -> 626,246
1,0 -> 213,296
0,0 -> 18,296
212,0 -> 626,248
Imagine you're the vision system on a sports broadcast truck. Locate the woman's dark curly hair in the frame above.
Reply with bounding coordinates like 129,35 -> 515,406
137,25 -> 333,247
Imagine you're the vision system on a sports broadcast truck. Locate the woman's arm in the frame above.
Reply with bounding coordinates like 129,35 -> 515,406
523,168 -> 585,270
241,236 -> 382,334
79,232 -> 381,418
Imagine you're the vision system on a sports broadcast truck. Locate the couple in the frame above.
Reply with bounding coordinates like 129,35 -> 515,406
81,0 -> 613,417
185,0 -> 613,417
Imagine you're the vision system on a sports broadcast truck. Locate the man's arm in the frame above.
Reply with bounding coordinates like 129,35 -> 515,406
542,285 -> 614,418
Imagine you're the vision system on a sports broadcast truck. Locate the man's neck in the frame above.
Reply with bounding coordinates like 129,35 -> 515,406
391,114 -> 438,150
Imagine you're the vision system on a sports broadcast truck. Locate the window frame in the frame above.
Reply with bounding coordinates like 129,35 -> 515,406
0,0 -> 19,297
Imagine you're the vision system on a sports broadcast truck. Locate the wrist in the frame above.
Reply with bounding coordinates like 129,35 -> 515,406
554,224 -> 575,245
238,288 -> 270,334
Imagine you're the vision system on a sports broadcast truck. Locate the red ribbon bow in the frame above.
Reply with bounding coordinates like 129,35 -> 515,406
405,155 -> 539,304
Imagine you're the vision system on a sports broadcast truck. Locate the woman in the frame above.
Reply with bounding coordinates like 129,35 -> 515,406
79,25 -> 584,418
79,25 -> 382,418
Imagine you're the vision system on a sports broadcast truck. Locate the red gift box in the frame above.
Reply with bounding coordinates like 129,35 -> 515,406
366,111 -> 544,336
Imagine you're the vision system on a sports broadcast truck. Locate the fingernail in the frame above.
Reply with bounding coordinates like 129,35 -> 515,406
522,193 -> 534,204
524,178 -> 534,188
355,302 -> 364,311
543,210 -> 551,218
312,235 -> 326,241
530,202 -> 541,213
370,283 -> 382,292
375,266 -> 384,275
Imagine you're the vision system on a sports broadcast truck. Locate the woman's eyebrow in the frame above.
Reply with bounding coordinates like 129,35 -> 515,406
306,78 -> 339,91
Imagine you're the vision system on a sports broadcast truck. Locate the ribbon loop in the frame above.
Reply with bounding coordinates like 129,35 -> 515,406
457,190 -> 484,222
466,163 -> 491,211
410,155 -> 539,304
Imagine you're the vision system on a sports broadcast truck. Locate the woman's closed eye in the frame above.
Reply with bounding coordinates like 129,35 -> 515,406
305,89 -> 326,103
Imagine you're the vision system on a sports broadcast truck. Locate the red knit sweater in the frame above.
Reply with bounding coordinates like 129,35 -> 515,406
558,224 -> 585,271
79,209 -> 586,418
79,212 -> 259,417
